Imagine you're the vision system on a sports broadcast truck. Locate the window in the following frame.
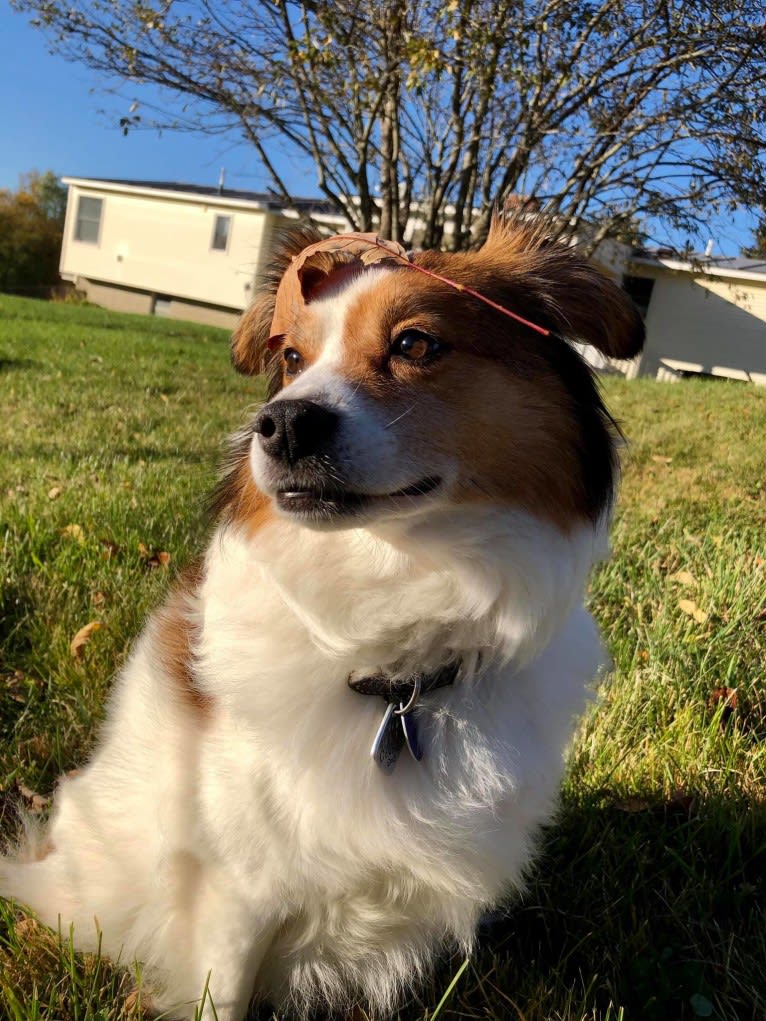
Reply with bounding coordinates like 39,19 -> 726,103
153,295 -> 172,317
622,275 -> 654,319
211,214 -> 231,252
74,195 -> 103,243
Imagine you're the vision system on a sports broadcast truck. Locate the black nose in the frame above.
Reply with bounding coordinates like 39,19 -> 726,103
253,400 -> 339,464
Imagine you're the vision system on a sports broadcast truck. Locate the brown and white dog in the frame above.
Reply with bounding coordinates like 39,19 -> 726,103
1,218 -> 643,1020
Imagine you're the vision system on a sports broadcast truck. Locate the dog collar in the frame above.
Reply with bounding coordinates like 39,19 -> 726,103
348,662 -> 460,774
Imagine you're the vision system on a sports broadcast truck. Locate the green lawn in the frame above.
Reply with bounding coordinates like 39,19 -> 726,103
1,293 -> 765,1020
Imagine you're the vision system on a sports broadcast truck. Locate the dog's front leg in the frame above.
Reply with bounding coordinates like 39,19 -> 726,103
166,857 -> 280,1021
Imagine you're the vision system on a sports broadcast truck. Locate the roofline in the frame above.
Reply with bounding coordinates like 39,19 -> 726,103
61,177 -> 346,223
62,176 -> 274,213
630,254 -> 766,284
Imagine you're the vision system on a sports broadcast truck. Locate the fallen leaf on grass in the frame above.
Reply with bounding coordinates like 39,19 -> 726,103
70,621 -> 101,659
99,538 -> 122,559
138,543 -> 171,569
678,599 -> 708,624
17,782 -> 51,815
615,796 -> 651,813
61,523 -> 85,543
708,686 -> 738,727
47,485 -> 62,500
669,570 -> 696,586
651,455 -> 673,464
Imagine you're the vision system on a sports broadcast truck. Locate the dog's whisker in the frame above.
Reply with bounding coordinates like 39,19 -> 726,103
383,405 -> 417,430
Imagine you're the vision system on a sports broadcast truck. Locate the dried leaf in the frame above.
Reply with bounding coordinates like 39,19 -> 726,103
61,523 -> 85,543
139,543 -> 171,569
708,686 -> 738,727
669,570 -> 696,586
615,796 -> 650,813
18,783 -> 51,815
91,590 -> 106,607
70,621 -> 101,659
678,599 -> 708,624
651,455 -> 673,464
47,485 -> 63,500
100,538 -> 122,559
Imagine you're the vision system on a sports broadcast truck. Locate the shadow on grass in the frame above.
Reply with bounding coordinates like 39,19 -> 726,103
455,795 -> 766,1021
0,357 -> 39,371
1,792 -> 764,1020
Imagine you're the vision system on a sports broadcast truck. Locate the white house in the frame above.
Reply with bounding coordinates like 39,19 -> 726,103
59,178 -> 766,384
621,252 -> 766,384
59,177 -> 347,328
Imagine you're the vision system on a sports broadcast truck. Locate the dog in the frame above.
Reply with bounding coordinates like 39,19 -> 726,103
1,217 -> 643,1020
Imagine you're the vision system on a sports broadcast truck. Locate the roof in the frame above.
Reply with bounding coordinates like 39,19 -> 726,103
61,176 -> 342,218
631,248 -> 766,284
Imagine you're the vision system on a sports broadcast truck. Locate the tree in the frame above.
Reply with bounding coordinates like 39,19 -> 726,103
0,171 -> 68,295
743,218 -> 766,259
12,1 -> 766,252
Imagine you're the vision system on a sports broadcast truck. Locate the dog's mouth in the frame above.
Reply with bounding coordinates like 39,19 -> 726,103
275,475 -> 442,520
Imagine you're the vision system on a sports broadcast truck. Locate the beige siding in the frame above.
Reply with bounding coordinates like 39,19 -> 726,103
636,270 -> 766,382
60,183 -> 272,311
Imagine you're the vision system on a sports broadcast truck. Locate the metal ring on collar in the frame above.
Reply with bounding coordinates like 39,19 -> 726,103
394,675 -> 422,716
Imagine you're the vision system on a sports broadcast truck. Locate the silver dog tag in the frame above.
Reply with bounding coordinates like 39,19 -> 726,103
371,702 -> 405,773
401,711 -> 423,761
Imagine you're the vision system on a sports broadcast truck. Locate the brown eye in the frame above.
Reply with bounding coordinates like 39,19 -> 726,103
391,330 -> 446,364
283,347 -> 304,377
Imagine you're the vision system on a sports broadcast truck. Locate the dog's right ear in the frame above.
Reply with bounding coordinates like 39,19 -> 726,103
231,225 -> 324,382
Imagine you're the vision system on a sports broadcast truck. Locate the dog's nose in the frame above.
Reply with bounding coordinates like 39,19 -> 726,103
253,400 -> 339,464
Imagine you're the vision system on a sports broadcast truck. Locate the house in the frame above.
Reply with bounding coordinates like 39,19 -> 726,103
620,251 -> 766,384
60,178 -> 766,382
59,177 -> 347,328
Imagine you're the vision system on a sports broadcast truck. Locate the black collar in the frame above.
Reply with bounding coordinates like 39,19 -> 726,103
347,660 -> 460,704
348,661 -> 462,772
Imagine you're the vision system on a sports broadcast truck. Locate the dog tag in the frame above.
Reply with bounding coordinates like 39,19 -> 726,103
371,702 -> 405,774
401,712 -> 423,761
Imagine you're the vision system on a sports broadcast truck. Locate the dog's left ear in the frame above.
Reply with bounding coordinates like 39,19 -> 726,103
484,217 -> 646,359
231,225 -> 325,382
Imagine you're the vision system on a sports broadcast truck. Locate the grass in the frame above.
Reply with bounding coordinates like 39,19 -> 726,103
1,292 -> 765,1020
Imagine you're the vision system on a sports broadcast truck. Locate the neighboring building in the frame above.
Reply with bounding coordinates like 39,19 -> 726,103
621,251 -> 766,384
59,177 -> 347,328
59,179 -> 766,382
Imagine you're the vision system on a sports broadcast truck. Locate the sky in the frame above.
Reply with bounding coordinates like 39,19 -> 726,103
0,5 -> 313,197
0,4 -> 758,257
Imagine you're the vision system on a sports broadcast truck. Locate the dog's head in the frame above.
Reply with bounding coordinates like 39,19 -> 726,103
223,219 -> 643,533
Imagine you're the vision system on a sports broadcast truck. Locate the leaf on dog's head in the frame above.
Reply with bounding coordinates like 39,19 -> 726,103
70,621 -> 101,659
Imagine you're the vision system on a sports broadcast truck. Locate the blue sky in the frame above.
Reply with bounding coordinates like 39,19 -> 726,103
1,5 -> 758,256
0,5 -> 313,197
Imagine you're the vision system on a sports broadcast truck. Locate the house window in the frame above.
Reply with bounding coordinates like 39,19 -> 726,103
622,275 -> 654,318
74,195 -> 103,243
153,295 -> 172,317
211,214 -> 231,252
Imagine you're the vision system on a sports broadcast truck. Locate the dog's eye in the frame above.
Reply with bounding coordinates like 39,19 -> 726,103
391,330 -> 446,365
283,348 -> 304,377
